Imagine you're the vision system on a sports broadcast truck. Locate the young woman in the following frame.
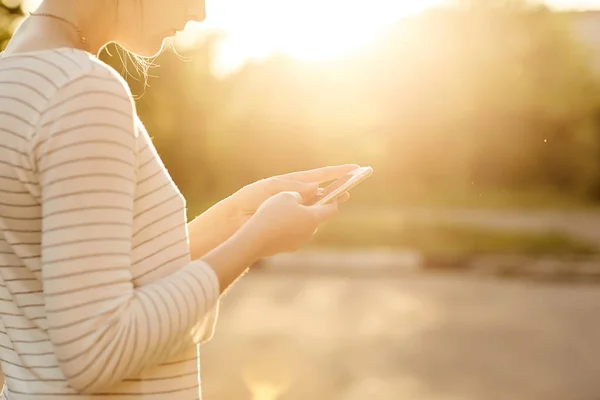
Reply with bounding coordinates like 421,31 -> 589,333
0,1 -> 356,398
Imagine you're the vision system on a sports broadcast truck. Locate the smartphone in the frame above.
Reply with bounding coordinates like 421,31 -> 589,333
309,166 -> 373,206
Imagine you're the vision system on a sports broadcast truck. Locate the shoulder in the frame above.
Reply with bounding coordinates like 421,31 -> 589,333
52,48 -> 135,104
32,49 -> 140,147
24,49 -> 141,167
37,49 -> 138,133
1,47 -> 133,100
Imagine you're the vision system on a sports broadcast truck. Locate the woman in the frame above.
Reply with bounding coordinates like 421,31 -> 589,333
0,1 -> 356,398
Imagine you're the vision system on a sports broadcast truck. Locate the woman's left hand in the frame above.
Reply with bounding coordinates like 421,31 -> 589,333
188,164 -> 358,259
228,164 -> 358,226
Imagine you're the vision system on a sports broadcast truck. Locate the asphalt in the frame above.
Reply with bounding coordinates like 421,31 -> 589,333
201,272 -> 600,400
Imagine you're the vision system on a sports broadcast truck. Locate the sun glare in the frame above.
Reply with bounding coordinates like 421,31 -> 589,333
15,0 -> 600,77
192,0 -> 446,76
19,0 -> 40,14
19,0 -> 446,76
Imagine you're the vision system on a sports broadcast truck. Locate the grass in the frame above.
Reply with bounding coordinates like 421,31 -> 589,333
311,217 -> 598,257
187,187 -> 600,257
348,187 -> 600,211
188,188 -> 600,221
404,188 -> 598,210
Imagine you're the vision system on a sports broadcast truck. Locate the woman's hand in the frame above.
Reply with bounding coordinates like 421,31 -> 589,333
240,191 -> 341,259
203,190 -> 343,293
228,164 -> 358,226
187,164 -> 357,259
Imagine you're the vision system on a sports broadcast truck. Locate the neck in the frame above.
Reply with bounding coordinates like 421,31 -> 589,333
26,1 -> 113,55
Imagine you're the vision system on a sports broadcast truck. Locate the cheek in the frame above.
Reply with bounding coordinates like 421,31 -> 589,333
187,0 -> 206,21
145,9 -> 169,32
141,0 -> 176,31
130,0 -> 183,54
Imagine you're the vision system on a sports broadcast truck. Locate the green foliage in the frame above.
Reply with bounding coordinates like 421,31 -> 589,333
311,217 -> 598,255
363,7 -> 600,200
3,2 -> 600,217
0,3 -> 21,50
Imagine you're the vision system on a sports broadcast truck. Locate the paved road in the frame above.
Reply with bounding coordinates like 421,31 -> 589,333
201,272 -> 600,400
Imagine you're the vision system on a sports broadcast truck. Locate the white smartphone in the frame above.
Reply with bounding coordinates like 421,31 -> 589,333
309,166 -> 373,206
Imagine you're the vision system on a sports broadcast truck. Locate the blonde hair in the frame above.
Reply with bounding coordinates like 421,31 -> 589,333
110,0 -> 156,90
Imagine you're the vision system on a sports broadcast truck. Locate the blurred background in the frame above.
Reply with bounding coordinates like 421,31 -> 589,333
3,0 -> 600,399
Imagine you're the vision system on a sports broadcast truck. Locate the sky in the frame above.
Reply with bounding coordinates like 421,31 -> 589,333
545,0 -> 600,8
15,0 -> 600,77
190,0 -> 600,76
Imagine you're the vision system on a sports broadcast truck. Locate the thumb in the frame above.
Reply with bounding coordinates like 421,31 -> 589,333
268,178 -> 318,197
297,182 -> 319,201
279,191 -> 303,203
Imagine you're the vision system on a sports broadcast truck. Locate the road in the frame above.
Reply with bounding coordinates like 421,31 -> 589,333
201,272 -> 600,400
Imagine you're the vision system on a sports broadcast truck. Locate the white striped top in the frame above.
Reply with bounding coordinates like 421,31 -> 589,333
0,47 -> 220,399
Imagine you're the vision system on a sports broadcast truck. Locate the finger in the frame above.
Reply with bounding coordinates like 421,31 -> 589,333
268,179 -> 319,201
278,164 -> 359,183
337,192 -> 350,203
280,191 -> 303,203
312,201 -> 339,222
312,191 -> 349,206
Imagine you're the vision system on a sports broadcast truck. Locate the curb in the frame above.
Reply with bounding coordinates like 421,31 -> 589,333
256,250 -> 421,275
255,250 -> 600,282
459,255 -> 600,282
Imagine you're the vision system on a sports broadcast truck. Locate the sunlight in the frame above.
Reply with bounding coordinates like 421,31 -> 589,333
246,384 -> 286,400
195,0 -> 446,76
23,0 -> 593,78
17,0 -> 445,76
242,352 -> 292,400
19,0 -> 39,13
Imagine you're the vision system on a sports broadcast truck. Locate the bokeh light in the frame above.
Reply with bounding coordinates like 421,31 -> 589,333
196,0 -> 445,76
2,2 -> 600,400
0,0 -> 20,9
17,0 -> 38,14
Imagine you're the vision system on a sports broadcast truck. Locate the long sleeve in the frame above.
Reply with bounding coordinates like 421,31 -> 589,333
32,63 -> 220,394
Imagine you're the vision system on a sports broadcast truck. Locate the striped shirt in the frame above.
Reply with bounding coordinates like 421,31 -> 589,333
0,47 -> 220,399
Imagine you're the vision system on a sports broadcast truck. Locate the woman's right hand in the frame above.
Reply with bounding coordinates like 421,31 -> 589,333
202,189 -> 343,294
241,191 -> 340,259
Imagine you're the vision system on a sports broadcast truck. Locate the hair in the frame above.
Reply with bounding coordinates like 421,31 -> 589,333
108,1 -> 194,95
118,46 -> 154,84
109,0 -> 157,93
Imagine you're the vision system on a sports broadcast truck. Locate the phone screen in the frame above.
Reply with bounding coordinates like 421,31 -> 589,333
306,175 -> 352,206
307,166 -> 373,206
321,174 -> 354,198
308,174 -> 357,205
